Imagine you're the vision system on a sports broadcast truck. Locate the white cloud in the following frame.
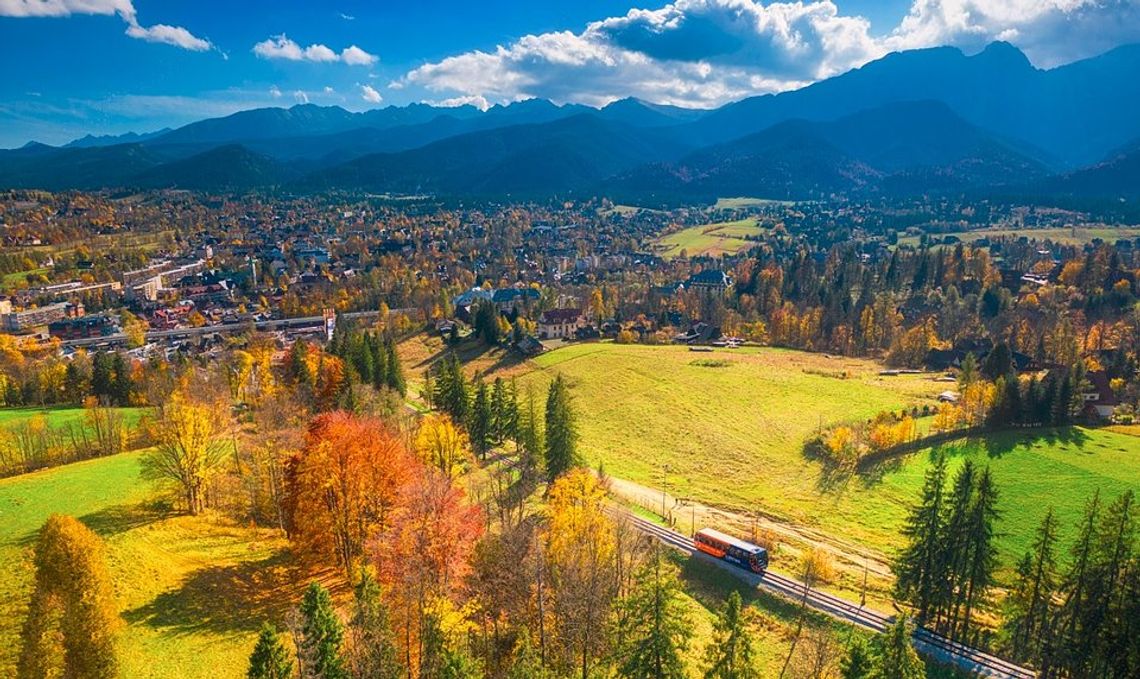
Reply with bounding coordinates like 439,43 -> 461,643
360,84 -> 383,103
293,90 -> 309,104
426,94 -> 492,110
0,0 -> 212,51
323,86 -> 335,94
269,85 -> 282,99
341,44 -> 378,66
399,0 -> 1140,109
339,12 -> 354,21
253,34 -> 378,65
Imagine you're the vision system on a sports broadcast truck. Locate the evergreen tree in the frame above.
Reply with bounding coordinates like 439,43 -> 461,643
937,461 -> 976,634
519,384 -> 544,470
91,351 -> 113,399
1002,508 -> 1059,665
958,466 -> 1000,643
544,374 -> 578,481
616,547 -> 690,679
1052,491 -> 1102,677
384,337 -> 405,396
348,571 -> 401,679
1087,490 -> 1135,677
248,623 -> 293,679
490,377 -> 507,444
839,638 -> 875,679
470,377 -> 493,459
110,352 -> 132,406
957,353 -> 979,389
371,332 -> 388,392
63,362 -> 88,403
703,591 -> 761,679
298,582 -> 347,679
982,342 -> 1012,380
894,453 -> 948,622
876,616 -> 925,679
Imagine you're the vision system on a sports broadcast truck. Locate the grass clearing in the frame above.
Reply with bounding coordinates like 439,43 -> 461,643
0,451 -> 313,678
712,197 -> 795,210
898,226 -> 1140,248
655,218 -> 766,258
0,405 -> 145,430
511,343 -> 1140,579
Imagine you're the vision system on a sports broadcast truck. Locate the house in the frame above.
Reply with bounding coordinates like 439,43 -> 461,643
1082,370 -> 1120,419
537,308 -> 584,340
684,269 -> 733,294
492,287 -> 540,314
514,335 -> 544,357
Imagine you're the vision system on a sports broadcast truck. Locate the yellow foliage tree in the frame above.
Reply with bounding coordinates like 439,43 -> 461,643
141,388 -> 231,514
415,413 -> 473,479
17,514 -> 120,679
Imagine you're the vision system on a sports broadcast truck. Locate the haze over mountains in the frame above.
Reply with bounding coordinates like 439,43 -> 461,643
3,41 -> 1140,203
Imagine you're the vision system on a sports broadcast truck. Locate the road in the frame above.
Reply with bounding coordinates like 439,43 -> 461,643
626,512 -> 1036,679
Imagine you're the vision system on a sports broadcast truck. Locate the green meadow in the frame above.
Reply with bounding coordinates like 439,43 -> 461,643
655,217 -> 766,258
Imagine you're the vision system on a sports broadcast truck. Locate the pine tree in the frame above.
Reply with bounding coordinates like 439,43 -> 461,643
371,333 -> 387,392
839,638 -> 875,679
248,623 -> 293,679
876,616 -> 925,679
384,337 -> 405,396
1087,490 -> 1135,677
519,384 -> 544,469
894,453 -> 948,623
616,547 -> 690,679
1052,490 -> 1101,677
703,591 -> 761,679
490,377 -> 507,444
91,351 -> 113,399
938,460 -> 975,634
958,466 -> 999,643
470,377 -> 493,459
110,352 -> 132,406
348,571 -> 401,679
544,374 -> 578,481
298,582 -> 347,679
1002,508 -> 1059,665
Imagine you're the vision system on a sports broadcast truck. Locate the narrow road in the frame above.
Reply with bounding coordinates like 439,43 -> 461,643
626,512 -> 1036,679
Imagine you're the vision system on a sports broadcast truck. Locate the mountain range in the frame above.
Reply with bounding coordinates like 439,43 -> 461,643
2,41 -> 1140,203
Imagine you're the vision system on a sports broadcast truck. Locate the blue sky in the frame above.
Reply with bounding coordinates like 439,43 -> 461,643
2,0 -> 1138,147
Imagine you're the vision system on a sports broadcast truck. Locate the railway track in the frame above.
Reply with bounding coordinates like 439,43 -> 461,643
625,512 -> 1035,679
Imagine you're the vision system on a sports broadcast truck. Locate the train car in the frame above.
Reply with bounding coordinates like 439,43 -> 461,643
694,528 -> 769,574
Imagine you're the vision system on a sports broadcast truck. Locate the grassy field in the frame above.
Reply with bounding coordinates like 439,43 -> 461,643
898,226 -> 1140,248
0,405 -> 145,430
1,268 -> 49,290
0,451 -> 310,678
712,197 -> 795,209
513,343 -> 1140,576
655,218 -> 766,258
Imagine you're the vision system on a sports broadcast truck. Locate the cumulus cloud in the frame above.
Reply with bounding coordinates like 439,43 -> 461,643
0,0 -> 212,51
253,34 -> 378,65
399,0 -> 1140,109
293,90 -> 309,104
269,85 -> 283,98
360,84 -> 383,103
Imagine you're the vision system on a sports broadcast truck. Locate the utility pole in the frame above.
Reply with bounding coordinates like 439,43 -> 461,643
660,463 -> 669,518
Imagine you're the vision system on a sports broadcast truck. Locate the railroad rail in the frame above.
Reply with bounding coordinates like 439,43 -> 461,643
625,512 -> 1035,679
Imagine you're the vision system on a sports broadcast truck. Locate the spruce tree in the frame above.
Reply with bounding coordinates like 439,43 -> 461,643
543,374 -> 578,481
248,623 -> 293,679
298,582 -> 347,679
384,337 -> 405,396
1002,507 -> 1058,664
839,638 -> 875,679
348,571 -> 401,679
959,466 -> 999,643
371,333 -> 387,392
894,453 -> 948,622
616,547 -> 690,679
938,460 -> 975,634
703,591 -> 761,679
1052,491 -> 1102,677
470,378 -> 493,459
876,616 -> 925,679
490,377 -> 507,444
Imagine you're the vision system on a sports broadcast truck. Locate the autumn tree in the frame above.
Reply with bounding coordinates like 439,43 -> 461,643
17,514 -> 120,679
415,413 -> 473,479
141,386 -> 231,515
288,412 -> 414,575
545,469 -> 618,679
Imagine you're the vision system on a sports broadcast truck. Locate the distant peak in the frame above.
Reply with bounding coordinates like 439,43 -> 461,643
974,41 -> 1033,68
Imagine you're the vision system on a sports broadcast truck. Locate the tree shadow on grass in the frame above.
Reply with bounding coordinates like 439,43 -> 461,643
980,426 -> 1090,458
123,549 -> 339,636
13,501 -> 170,548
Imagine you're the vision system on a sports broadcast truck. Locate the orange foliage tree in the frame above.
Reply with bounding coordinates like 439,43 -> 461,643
287,412 -> 415,575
